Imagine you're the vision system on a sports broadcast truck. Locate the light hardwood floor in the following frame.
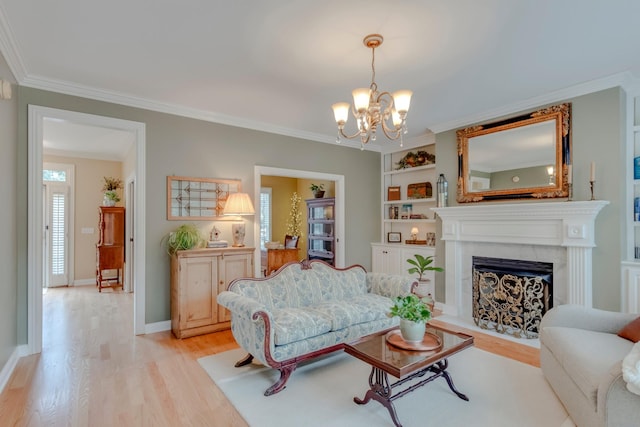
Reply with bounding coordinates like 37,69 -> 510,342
0,285 -> 539,426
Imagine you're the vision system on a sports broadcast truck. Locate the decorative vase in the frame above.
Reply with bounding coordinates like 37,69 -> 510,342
314,190 -> 325,198
399,318 -> 426,343
103,195 -> 116,207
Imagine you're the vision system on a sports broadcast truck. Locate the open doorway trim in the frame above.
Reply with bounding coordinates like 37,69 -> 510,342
28,105 -> 147,354
254,166 -> 345,275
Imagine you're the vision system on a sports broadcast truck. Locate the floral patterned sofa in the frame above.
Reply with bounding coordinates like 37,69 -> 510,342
217,259 -> 416,396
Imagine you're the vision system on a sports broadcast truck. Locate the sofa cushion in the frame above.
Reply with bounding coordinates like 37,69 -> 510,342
618,316 -> 640,342
272,308 -> 332,346
542,326 -> 633,406
311,293 -> 392,331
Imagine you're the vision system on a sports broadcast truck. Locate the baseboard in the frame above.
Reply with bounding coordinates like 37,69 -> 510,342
0,344 -> 29,394
145,320 -> 171,335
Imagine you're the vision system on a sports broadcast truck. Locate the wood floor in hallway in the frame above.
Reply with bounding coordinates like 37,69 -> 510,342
0,285 -> 539,426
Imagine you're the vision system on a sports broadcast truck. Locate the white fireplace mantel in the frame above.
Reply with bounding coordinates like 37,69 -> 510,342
432,200 -> 609,316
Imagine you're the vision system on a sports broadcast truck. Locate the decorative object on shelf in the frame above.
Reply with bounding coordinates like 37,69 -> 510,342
387,186 -> 401,201
286,192 -> 303,239
331,34 -> 412,148
400,204 -> 413,219
590,161 -> 596,200
167,176 -> 241,220
309,183 -> 325,198
407,182 -> 432,199
207,225 -> 228,248
387,232 -> 401,243
410,227 -> 418,241
389,206 -> 399,219
163,224 -> 205,255
396,150 -> 435,169
389,294 -> 432,343
102,176 -> 123,206
426,232 -> 436,247
223,192 -> 255,247
437,174 -> 448,207
406,227 -> 426,244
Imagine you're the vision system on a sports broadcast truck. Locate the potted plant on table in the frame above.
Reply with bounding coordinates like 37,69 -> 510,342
407,254 -> 443,310
163,224 -> 205,255
102,176 -> 123,206
309,183 -> 325,198
389,294 -> 432,343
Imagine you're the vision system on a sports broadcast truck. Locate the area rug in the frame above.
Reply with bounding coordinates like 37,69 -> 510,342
198,347 -> 575,427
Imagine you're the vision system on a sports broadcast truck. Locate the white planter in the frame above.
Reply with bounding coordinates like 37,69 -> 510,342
399,318 -> 426,343
103,195 -> 116,206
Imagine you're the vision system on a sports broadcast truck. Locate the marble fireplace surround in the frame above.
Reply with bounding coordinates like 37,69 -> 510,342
432,201 -> 608,324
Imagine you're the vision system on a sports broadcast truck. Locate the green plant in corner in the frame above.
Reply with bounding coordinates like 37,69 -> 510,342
309,183 -> 324,192
407,254 -> 443,281
389,294 -> 432,323
286,192 -> 303,237
163,224 -> 205,255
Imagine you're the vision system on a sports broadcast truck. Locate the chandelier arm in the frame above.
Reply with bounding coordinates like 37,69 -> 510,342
339,127 -> 366,141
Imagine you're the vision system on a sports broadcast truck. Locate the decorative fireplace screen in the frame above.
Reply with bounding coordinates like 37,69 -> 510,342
472,257 -> 553,339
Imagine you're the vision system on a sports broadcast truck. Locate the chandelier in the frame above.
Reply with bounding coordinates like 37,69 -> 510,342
332,34 -> 412,148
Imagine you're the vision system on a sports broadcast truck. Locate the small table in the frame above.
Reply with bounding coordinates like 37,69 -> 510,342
344,324 -> 474,427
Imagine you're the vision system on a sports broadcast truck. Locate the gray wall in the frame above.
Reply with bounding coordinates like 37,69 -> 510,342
0,54 -> 18,372
16,87 -> 381,328
434,87 -> 624,311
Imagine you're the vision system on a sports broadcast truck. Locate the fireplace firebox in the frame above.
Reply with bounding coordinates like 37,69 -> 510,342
472,256 -> 553,339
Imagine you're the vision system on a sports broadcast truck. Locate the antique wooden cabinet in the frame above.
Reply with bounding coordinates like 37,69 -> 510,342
306,197 -> 335,266
96,206 -> 125,292
170,247 -> 253,338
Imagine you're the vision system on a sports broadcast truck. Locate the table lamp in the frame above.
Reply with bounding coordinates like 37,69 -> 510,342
410,227 -> 419,241
223,193 -> 255,247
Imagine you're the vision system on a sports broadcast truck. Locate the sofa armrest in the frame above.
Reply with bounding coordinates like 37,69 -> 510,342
366,272 -> 416,299
598,360 -> 640,427
540,304 -> 637,335
217,291 -> 275,364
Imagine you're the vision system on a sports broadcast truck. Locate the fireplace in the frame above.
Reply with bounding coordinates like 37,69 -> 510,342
472,256 -> 553,339
432,201 -> 608,332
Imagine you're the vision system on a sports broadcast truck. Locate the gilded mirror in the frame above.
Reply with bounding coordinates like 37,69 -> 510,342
457,103 -> 571,202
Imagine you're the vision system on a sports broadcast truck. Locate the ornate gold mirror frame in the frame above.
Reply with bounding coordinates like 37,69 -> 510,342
456,103 -> 571,203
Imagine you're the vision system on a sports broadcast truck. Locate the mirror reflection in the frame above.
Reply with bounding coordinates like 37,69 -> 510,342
457,103 -> 571,202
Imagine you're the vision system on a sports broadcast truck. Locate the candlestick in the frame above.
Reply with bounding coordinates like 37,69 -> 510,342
590,161 -> 595,182
590,180 -> 595,200
567,165 -> 572,184
567,183 -> 573,201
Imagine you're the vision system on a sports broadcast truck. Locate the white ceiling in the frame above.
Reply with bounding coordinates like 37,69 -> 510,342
1,0 -> 640,155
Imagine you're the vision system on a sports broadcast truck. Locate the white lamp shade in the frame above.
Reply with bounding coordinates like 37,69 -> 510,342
352,88 -> 371,113
332,102 -> 350,124
392,90 -> 412,113
391,109 -> 402,127
411,227 -> 419,235
547,166 -> 554,176
223,193 -> 255,216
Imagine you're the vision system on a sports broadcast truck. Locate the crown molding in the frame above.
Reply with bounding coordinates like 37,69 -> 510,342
0,3 -> 26,81
429,72 -> 638,134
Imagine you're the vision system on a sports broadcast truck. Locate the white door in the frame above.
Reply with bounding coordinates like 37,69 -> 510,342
44,182 -> 69,287
125,179 -> 135,292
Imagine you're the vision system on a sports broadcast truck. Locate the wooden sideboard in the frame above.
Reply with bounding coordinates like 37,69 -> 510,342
266,248 -> 300,275
170,247 -> 254,338
96,206 -> 125,292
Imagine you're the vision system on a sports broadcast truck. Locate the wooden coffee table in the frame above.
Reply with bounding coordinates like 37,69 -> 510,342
344,324 -> 474,427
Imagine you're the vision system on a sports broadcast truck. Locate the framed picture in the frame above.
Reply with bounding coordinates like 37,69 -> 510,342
167,175 -> 241,220
387,232 -> 401,243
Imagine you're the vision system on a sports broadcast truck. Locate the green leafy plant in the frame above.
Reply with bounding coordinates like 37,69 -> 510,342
309,183 -> 324,192
407,254 -> 443,281
104,190 -> 120,202
164,224 -> 205,254
389,294 -> 432,323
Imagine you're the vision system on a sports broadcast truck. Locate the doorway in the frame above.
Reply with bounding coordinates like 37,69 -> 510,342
27,105 -> 147,355
253,165 -> 345,277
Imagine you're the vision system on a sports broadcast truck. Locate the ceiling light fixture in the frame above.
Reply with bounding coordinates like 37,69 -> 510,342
332,34 -> 412,149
